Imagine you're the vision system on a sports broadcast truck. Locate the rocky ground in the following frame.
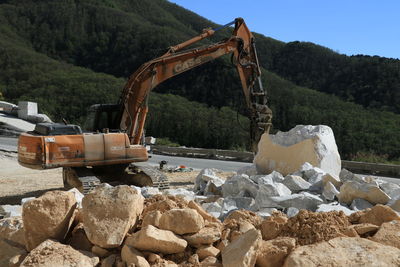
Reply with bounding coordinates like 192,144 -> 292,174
2,125 -> 400,266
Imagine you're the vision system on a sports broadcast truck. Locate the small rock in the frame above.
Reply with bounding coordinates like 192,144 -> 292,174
221,228 -> 261,267
286,207 -> 299,217
338,181 -> 390,205
339,169 -> 364,183
204,181 -> 223,196
237,165 -> 258,176
322,181 -> 339,201
0,216 -> 25,247
380,182 -> 400,199
359,205 -> 400,226
188,201 -> 220,224
163,188 -> 195,201
183,226 -> 221,247
9,252 -> 27,267
67,223 -> 93,252
316,203 -> 354,216
350,198 -> 373,211
159,208 -> 204,235
22,190 -> 77,251
82,185 -> 144,248
371,220 -> 400,249
68,188 -> 84,208
195,169 -> 218,193
0,239 -> 26,267
322,173 -> 342,188
222,174 -> 259,198
92,245 -> 111,258
20,239 -> 99,267
142,210 -> 162,228
350,223 -> 379,235
253,171 -> 285,184
255,180 -> 291,209
125,225 -> 187,254
200,256 -> 221,266
141,187 -> 160,198
101,254 -> 117,267
202,202 -> 223,219
121,244 -> 150,267
282,175 -> 311,192
0,205 -> 22,218
270,192 -> 324,211
224,197 -> 256,211
256,237 -> 296,267
197,245 -> 220,260
284,237 -> 400,266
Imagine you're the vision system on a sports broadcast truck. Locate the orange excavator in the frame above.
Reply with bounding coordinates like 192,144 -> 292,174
17,18 -> 272,192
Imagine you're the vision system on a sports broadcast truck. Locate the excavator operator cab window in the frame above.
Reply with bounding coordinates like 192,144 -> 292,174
84,104 -> 120,132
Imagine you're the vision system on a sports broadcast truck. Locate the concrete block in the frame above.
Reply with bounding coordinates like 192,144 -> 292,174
18,101 -> 37,120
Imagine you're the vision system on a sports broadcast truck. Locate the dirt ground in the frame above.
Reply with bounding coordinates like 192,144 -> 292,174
0,151 -> 234,205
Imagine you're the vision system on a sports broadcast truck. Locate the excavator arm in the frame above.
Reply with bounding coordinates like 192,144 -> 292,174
118,18 -> 272,150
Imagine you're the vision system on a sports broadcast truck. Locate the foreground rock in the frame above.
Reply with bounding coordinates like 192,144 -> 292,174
125,225 -> 187,254
339,181 -> 390,205
257,237 -> 296,267
221,228 -> 261,267
82,184 -> 144,248
371,220 -> 400,249
158,208 -> 204,235
20,239 -> 99,267
254,125 -> 341,176
0,216 -> 25,247
284,237 -> 400,267
22,190 -> 76,251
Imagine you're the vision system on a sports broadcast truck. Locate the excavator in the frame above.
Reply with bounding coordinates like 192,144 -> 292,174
17,18 -> 273,193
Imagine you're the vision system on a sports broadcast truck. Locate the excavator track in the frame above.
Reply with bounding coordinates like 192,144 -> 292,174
63,164 -> 169,194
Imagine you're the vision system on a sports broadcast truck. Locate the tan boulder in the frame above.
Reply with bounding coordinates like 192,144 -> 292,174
0,216 -> 25,247
9,252 -> 28,267
82,184 -> 144,248
197,245 -> 220,260
20,239 -> 99,267
221,228 -> 261,267
201,256 -> 222,267
338,181 -> 390,205
284,237 -> 400,267
256,237 -> 296,267
159,208 -> 205,235
22,190 -> 77,251
0,239 -> 26,267
183,225 -> 221,247
125,225 -> 187,254
254,126 -> 341,176
92,245 -> 111,258
260,211 -> 288,240
67,222 -> 93,252
142,210 -> 162,228
371,220 -> 400,249
359,204 -> 400,226
224,209 -> 262,229
101,254 -> 118,267
350,223 -> 379,235
188,200 -> 220,223
322,173 -> 342,188
121,244 -> 150,267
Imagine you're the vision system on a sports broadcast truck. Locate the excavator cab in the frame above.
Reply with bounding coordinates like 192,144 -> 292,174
84,104 -> 121,133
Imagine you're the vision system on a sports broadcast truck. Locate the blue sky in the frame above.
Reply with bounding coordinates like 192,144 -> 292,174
169,0 -> 399,59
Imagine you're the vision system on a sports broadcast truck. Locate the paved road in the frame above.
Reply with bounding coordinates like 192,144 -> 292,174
1,136 -> 399,183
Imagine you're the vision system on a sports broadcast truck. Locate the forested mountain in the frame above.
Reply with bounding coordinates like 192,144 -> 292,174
0,0 -> 399,162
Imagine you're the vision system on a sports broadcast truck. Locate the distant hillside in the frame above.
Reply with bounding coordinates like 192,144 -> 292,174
0,0 -> 400,161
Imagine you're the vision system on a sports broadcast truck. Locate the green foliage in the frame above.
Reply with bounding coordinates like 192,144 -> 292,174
155,137 -> 180,147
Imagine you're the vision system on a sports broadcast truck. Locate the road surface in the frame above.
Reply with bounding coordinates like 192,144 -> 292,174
1,136 -> 399,184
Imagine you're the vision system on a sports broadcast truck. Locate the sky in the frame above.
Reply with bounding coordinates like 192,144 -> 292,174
169,0 -> 400,59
